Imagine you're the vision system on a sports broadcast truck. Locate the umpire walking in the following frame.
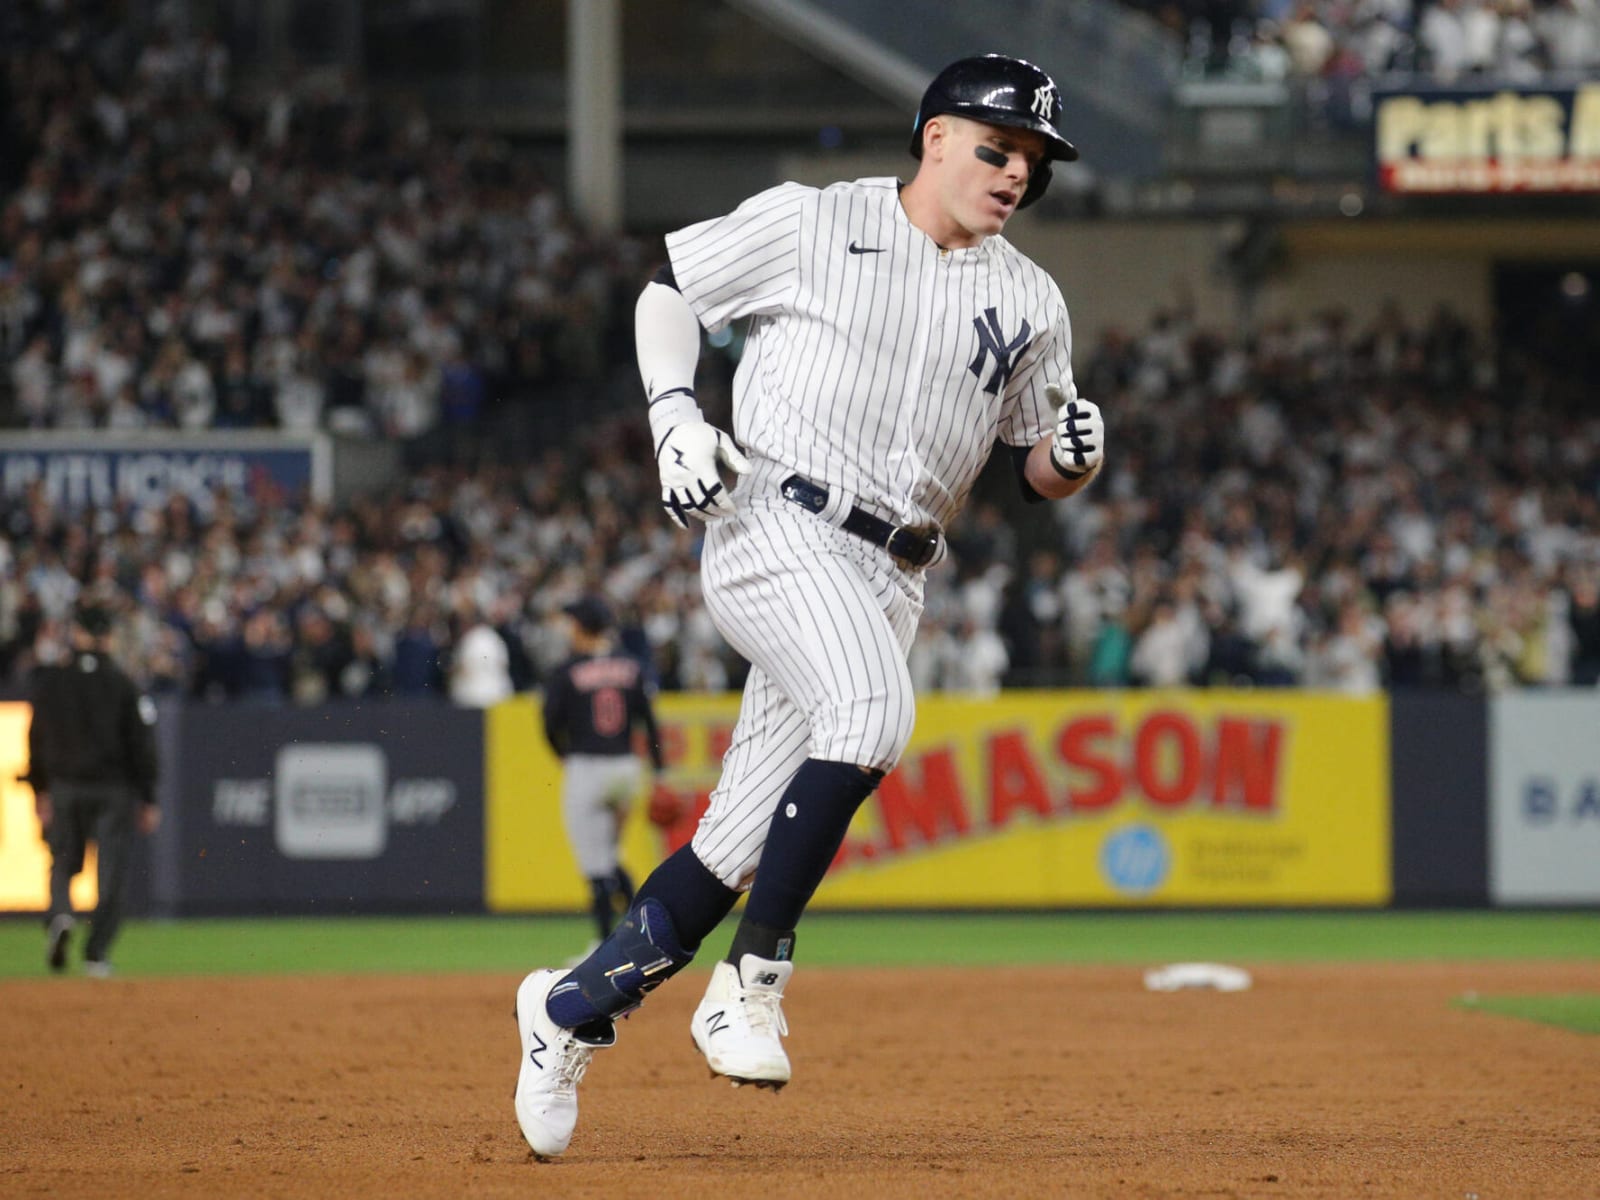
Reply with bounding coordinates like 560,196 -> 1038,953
26,602 -> 160,977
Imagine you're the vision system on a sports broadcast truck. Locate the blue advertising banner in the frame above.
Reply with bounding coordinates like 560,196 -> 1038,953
1374,83 -> 1600,193
170,701 -> 484,914
0,432 -> 331,513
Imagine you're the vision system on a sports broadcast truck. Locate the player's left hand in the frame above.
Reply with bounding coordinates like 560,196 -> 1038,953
656,421 -> 752,529
1046,385 -> 1103,480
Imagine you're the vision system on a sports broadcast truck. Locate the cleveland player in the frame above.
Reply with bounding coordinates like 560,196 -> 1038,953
513,54 -> 1106,1158
541,595 -> 663,952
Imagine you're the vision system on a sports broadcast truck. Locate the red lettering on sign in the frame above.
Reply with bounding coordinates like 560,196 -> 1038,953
876,748 -> 969,851
987,731 -> 1052,829
656,786 -> 711,854
1210,718 -> 1283,810
1133,712 -> 1202,806
707,724 -> 735,765
1059,715 -> 1123,810
658,724 -> 687,768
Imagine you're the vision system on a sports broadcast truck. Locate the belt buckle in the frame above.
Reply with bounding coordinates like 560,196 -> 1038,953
885,524 -> 930,567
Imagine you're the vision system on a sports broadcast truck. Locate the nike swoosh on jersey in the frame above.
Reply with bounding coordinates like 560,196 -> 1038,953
847,242 -> 885,255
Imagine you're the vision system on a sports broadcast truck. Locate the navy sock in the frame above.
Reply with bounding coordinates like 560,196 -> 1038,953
733,758 -> 881,960
634,842 -> 740,953
729,920 -> 796,964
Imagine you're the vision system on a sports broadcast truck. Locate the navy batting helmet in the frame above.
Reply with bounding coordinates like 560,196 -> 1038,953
908,54 -> 1077,209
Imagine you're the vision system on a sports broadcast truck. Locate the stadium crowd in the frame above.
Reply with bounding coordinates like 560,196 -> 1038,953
3,300 -> 1598,702
3,4 -> 1597,703
1,3 -> 642,448
1163,0 -> 1600,85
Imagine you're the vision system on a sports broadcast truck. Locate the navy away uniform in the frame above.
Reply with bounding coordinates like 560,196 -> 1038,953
542,649 -> 663,937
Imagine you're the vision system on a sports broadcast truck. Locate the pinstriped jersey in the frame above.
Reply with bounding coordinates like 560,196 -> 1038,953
664,176 -> 1076,531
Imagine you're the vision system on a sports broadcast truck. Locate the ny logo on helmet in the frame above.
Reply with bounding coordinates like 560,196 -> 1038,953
1031,83 -> 1057,119
969,307 -> 1033,396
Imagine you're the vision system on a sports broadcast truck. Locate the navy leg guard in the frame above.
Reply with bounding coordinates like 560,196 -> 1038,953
547,898 -> 691,1027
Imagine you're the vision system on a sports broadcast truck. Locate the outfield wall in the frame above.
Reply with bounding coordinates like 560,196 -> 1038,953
1,691 -> 1594,914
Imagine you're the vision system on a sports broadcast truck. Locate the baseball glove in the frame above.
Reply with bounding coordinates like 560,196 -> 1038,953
647,786 -> 684,829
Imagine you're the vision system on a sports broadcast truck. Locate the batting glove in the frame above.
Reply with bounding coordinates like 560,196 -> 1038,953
656,421 -> 752,529
1046,384 -> 1104,480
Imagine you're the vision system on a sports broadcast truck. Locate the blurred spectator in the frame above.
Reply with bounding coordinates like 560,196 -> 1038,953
449,608 -> 515,708
1419,0 -> 1474,79
1173,0 -> 1598,82
947,617 -> 1011,697
1567,568 -> 1600,686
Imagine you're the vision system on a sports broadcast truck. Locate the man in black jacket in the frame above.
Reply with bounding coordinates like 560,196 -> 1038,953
26,603 -> 161,976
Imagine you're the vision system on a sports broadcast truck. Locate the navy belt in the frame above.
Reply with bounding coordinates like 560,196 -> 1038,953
779,474 -> 938,568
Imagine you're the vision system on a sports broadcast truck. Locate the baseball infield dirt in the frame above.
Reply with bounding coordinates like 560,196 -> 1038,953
5,962 -> 1597,1198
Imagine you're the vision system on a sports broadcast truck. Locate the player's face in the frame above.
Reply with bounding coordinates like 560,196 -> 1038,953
936,118 -> 1047,242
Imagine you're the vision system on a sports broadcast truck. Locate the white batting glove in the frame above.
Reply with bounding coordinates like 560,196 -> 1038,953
656,421 -> 752,529
1045,384 -> 1104,481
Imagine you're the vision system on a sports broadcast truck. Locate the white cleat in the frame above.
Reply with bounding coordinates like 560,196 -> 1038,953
513,969 -> 614,1158
691,954 -> 793,1090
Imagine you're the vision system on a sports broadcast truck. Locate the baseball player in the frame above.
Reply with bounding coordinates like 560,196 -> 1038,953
541,596 -> 664,949
513,54 -> 1106,1158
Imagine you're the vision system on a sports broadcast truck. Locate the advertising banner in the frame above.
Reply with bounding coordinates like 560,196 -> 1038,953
0,431 -> 331,514
487,691 -> 1391,910
1489,692 -> 1600,904
1374,84 -> 1600,194
175,702 -> 483,912
0,701 -> 100,913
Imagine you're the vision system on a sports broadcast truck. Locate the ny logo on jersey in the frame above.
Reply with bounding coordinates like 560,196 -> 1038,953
1031,83 -> 1057,119
969,307 -> 1033,395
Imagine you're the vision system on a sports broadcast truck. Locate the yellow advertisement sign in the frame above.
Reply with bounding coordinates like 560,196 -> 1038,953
485,691 -> 1390,910
0,702 -> 99,913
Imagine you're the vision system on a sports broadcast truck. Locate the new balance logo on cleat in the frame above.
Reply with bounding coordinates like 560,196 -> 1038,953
690,958 -> 793,1089
528,1031 -> 548,1070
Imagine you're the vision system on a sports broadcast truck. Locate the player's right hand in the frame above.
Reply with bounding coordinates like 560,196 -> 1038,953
1046,384 -> 1104,480
656,421 -> 752,529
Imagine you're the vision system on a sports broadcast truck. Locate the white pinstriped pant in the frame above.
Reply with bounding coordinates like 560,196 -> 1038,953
690,464 -> 924,889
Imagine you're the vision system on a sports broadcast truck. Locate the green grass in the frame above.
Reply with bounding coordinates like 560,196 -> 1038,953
0,911 -> 1595,981
1455,993 -> 1600,1035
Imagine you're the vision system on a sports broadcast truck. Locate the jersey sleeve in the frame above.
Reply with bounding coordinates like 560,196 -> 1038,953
628,678 -> 664,772
121,680 -> 160,805
998,289 -> 1075,449
664,182 -> 812,333
540,669 -> 573,759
